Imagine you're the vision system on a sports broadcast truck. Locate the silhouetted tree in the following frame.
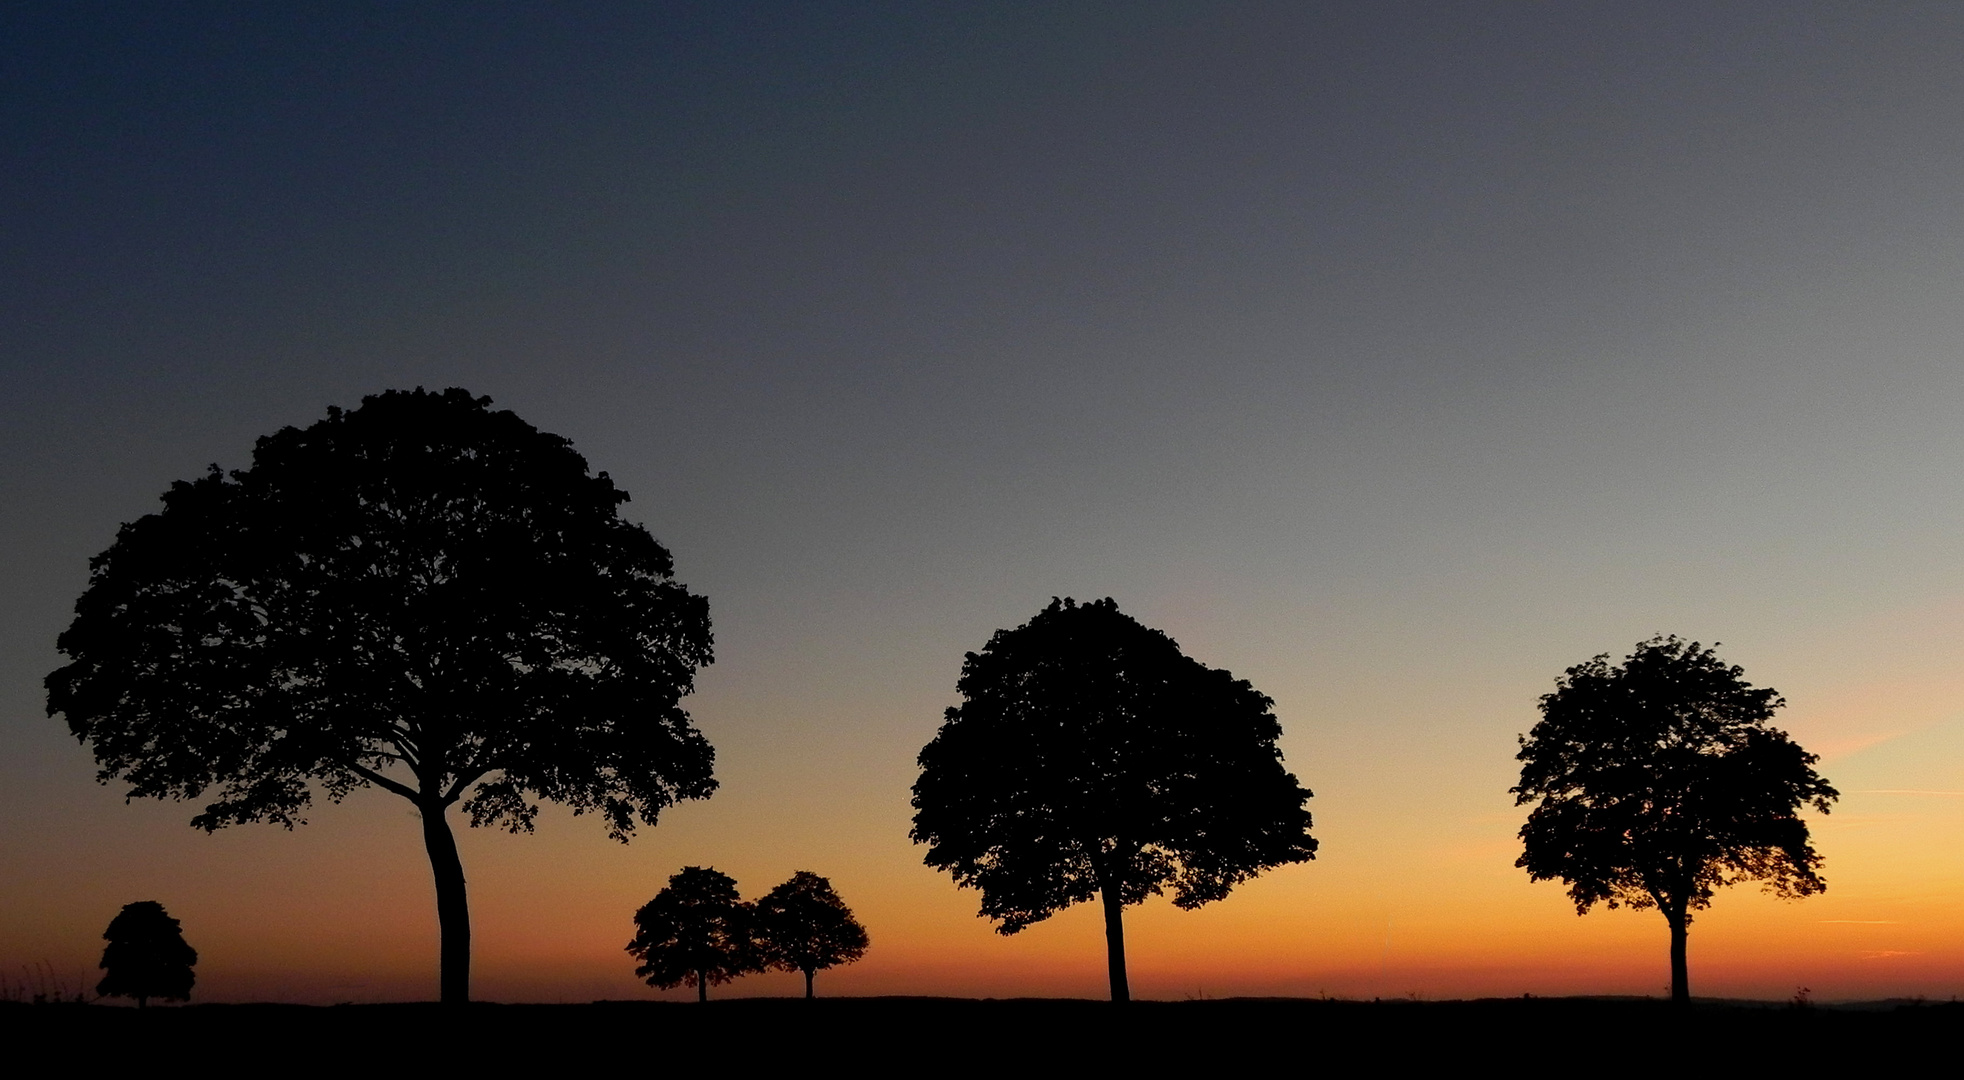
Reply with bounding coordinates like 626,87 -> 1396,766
1514,636 -> 1838,1006
911,597 -> 1317,1002
46,388 -> 716,1006
97,901 -> 197,1008
628,866 -> 759,1002
754,871 -> 869,999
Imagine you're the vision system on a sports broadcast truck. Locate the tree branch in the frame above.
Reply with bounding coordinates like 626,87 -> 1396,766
1646,884 -> 1671,915
443,768 -> 491,807
385,725 -> 422,768
347,762 -> 420,802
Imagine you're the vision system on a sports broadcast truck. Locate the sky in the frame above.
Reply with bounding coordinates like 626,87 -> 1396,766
4,1 -> 1963,1004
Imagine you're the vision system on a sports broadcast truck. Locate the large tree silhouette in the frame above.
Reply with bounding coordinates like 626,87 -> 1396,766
628,866 -> 759,1002
97,901 -> 197,1008
753,871 -> 869,999
911,597 -> 1317,1002
1514,636 -> 1838,1006
47,388 -> 716,1006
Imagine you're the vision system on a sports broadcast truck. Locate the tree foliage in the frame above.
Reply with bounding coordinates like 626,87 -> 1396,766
97,901 -> 197,1007
627,866 -> 759,1001
1514,635 -> 1838,1003
911,597 -> 1316,1000
47,388 -> 716,1003
754,871 -> 869,998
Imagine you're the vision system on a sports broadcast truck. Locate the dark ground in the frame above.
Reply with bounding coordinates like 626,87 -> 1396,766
4,995 -> 1952,1068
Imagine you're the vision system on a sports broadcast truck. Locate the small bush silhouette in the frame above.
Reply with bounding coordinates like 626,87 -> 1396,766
97,901 -> 196,1007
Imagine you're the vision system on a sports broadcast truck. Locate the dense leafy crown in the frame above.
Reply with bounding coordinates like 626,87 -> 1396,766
753,871 -> 869,976
1513,636 -> 1838,918
47,388 -> 715,838
97,900 -> 198,1003
626,866 -> 759,990
911,597 -> 1316,933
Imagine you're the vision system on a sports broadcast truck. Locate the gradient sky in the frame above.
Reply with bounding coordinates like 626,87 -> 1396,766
5,2 -> 1964,1004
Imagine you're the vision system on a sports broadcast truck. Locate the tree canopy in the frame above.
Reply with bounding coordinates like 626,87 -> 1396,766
911,597 -> 1316,1001
1514,635 -> 1838,1005
627,866 -> 759,1002
753,871 -> 869,999
47,388 -> 716,1005
97,901 -> 197,1007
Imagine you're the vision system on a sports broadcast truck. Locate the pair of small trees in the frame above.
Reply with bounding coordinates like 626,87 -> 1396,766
627,868 -> 869,1000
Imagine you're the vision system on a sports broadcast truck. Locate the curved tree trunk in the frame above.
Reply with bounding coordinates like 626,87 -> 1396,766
421,801 -> 471,1007
1101,887 -> 1130,1003
1667,910 -> 1689,1007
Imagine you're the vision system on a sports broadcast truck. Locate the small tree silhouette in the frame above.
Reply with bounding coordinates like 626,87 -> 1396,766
627,867 -> 758,1002
754,871 -> 869,999
97,901 -> 196,1008
912,597 -> 1317,1002
1514,636 -> 1838,1005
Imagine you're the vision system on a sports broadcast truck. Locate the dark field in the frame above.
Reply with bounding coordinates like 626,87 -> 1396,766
5,996 -> 1953,1067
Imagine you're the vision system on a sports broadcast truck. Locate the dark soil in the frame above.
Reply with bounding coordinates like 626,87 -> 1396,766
5,995 -> 1950,1068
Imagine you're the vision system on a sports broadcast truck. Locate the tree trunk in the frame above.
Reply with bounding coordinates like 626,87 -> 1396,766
1667,910 -> 1689,1007
420,801 -> 471,1007
698,970 -> 708,1003
805,969 -> 815,1000
1101,887 -> 1130,1003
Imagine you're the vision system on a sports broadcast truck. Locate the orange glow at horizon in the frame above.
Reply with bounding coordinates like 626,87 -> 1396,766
10,596 -> 1964,1006
11,750 -> 1959,1005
